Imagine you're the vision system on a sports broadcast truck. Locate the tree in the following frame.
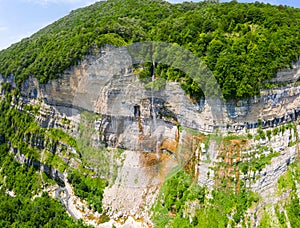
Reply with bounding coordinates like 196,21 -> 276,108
204,0 -> 220,3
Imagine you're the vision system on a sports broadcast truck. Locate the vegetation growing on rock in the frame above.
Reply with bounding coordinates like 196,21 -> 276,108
1,0 -> 300,99
0,144 -> 88,227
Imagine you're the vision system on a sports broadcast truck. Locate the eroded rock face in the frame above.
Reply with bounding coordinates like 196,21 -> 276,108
102,150 -> 177,225
0,46 -> 292,151
9,146 -> 64,184
16,45 -> 300,184
248,127 -> 298,194
0,74 -> 4,91
17,46 -> 300,141
2,45 -> 300,225
0,74 -> 16,94
227,86 -> 300,125
18,46 -> 221,153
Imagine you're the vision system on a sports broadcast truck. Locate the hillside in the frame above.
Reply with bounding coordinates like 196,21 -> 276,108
1,0 -> 300,99
1,0 -> 300,227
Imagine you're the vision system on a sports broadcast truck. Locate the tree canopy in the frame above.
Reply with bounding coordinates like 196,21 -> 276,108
0,0 -> 300,99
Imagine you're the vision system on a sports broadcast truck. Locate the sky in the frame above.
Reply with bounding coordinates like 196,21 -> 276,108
0,0 -> 299,51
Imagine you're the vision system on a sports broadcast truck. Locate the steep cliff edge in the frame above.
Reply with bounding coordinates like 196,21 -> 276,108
1,44 -> 300,227
1,0 -> 300,226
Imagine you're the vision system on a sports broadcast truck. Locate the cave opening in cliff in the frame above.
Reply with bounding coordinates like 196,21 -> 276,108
134,105 -> 141,118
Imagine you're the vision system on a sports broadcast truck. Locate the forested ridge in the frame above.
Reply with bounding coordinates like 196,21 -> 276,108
0,0 -> 300,98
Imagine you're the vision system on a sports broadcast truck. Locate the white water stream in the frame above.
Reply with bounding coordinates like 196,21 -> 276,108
151,59 -> 160,159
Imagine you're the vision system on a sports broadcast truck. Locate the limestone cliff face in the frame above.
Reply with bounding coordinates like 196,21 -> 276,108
2,46 -> 300,226
10,146 -> 65,184
2,45 -> 300,188
250,127 -> 299,194
226,86 -> 300,127
15,45 -> 300,139
18,46 -> 221,152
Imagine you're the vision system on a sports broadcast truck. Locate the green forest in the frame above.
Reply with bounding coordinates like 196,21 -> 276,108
1,0 -> 300,99
0,143 -> 88,227
151,162 -> 300,227
152,169 -> 259,227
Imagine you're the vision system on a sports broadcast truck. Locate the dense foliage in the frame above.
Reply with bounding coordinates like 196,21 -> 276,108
0,143 -> 87,227
0,91 -> 43,161
152,169 -> 257,227
0,190 -> 87,227
0,191 -> 87,227
152,169 -> 205,227
1,0 -> 300,99
0,143 -> 45,198
68,170 -> 108,213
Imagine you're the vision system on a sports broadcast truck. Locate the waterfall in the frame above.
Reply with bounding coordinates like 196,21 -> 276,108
151,59 -> 160,158
151,59 -> 157,129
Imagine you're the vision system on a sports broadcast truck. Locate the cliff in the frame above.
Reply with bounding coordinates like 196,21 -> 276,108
1,45 -> 300,227
1,0 -> 300,226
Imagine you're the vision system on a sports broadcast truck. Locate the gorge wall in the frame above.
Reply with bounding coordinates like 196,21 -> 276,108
1,45 -> 300,227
